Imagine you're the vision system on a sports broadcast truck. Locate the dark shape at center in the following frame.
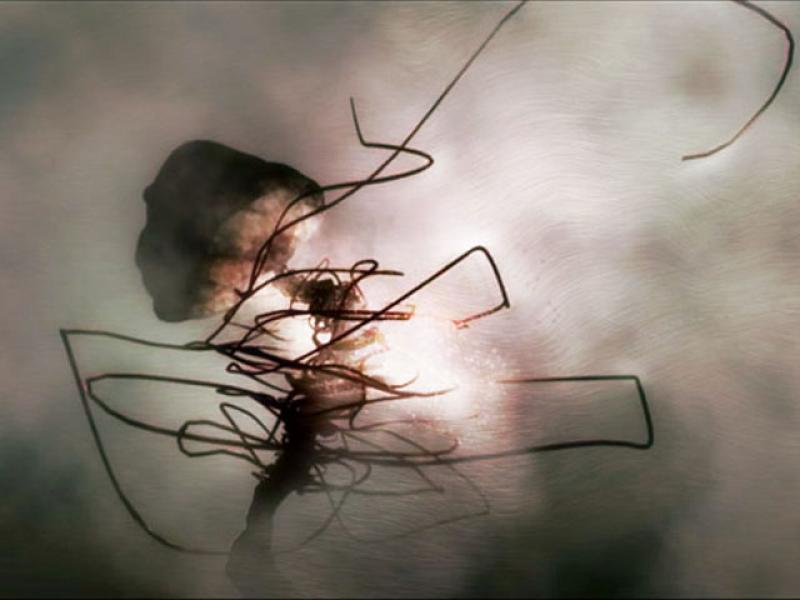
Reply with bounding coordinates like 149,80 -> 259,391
136,140 -> 324,322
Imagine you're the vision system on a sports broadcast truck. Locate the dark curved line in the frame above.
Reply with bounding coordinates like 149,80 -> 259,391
682,0 -> 794,160
290,245 -> 511,366
345,374 -> 653,468
60,330 -> 228,555
207,0 -> 527,344
58,0 -> 659,559
60,328 -> 212,352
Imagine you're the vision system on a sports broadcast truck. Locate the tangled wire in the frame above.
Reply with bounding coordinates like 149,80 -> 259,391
60,0 -> 791,559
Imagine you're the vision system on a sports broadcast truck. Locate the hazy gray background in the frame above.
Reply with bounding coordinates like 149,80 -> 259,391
2,1 -> 800,597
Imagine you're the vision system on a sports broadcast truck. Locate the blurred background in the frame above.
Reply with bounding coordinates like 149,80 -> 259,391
2,1 -> 800,596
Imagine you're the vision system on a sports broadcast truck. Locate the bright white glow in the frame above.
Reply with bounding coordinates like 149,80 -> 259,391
365,314 -> 507,424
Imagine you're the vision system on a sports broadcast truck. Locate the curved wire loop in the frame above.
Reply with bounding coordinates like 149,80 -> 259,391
65,0 -> 800,555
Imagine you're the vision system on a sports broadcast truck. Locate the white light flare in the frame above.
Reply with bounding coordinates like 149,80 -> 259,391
365,311 -> 509,428
238,261 -> 511,438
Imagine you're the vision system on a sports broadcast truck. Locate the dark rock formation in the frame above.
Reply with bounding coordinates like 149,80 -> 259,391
135,140 -> 324,322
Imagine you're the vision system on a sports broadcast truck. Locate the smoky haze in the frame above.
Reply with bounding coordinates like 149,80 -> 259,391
2,1 -> 800,597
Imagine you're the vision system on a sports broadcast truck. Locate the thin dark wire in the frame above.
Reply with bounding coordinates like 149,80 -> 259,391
60,330 -> 228,555
59,0 -> 662,557
59,1 -> 527,555
682,0 -> 794,160
206,0 -> 528,345
336,375 -> 653,469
